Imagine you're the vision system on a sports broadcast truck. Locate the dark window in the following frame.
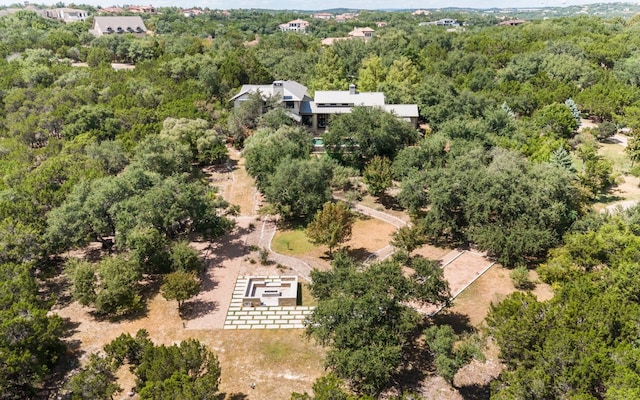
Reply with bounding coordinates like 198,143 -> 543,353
318,114 -> 328,128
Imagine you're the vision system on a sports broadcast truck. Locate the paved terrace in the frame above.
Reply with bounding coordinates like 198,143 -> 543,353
223,276 -> 314,330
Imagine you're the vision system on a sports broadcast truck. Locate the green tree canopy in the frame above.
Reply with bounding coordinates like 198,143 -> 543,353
323,107 -> 419,170
0,262 -> 64,398
161,271 -> 201,311
305,253 -> 449,394
243,126 -> 313,190
306,201 -> 354,255
263,157 -> 333,221
362,156 -> 393,198
402,146 -> 583,266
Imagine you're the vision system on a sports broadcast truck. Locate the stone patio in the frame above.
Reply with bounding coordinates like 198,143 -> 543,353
223,276 -> 314,330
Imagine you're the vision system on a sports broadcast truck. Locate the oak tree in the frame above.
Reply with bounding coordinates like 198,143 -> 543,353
306,201 -> 354,256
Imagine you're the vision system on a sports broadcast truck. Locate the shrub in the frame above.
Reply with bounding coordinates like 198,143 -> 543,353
510,265 -> 533,290
258,247 -> 270,265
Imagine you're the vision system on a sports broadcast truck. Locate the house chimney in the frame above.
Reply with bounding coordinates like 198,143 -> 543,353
349,84 -> 357,95
273,81 -> 284,99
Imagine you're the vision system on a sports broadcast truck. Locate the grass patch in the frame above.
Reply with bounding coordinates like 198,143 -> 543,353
300,283 -> 317,307
599,142 -> 631,174
272,228 -> 317,255
263,341 -> 290,363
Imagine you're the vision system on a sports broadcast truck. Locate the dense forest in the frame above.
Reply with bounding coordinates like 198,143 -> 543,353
3,3 -> 640,399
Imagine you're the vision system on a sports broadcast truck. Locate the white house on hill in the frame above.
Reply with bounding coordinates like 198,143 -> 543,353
278,19 -> 309,33
43,8 -> 88,22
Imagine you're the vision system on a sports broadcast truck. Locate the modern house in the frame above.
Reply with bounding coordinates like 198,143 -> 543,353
231,80 -> 313,123
89,16 -> 147,37
311,84 -> 419,131
231,81 -> 419,133
278,19 -> 309,33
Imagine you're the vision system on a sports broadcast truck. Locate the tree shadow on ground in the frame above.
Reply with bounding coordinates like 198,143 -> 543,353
217,392 -> 248,400
375,193 -> 405,211
60,318 -> 81,340
41,319 -> 84,400
596,192 -> 625,204
200,268 -> 220,292
83,246 -> 107,262
344,246 -> 375,263
204,224 -> 254,266
352,212 -> 372,222
457,382 -> 492,400
390,321 -> 434,393
38,256 -> 75,308
431,311 -> 476,335
41,273 -> 74,310
180,300 -> 217,320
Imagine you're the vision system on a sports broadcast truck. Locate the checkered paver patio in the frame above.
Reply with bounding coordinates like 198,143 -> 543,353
223,276 -> 314,330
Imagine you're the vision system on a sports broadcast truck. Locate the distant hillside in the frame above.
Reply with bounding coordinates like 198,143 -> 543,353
287,3 -> 640,19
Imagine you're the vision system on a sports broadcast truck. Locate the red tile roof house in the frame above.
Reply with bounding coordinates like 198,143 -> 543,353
98,7 -> 125,14
231,81 -> 419,134
127,5 -> 155,13
348,27 -> 375,40
312,12 -> 333,19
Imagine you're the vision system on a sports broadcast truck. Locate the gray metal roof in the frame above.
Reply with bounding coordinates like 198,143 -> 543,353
283,80 -> 310,101
309,104 -> 354,114
230,85 -> 271,101
383,104 -> 419,118
93,16 -> 146,34
230,80 -> 310,102
314,90 -> 385,106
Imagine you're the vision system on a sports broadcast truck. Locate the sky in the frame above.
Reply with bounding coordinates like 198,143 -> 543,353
0,0 -> 624,10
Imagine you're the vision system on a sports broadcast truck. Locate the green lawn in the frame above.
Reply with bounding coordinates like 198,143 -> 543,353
272,228 -> 318,255
599,142 -> 631,175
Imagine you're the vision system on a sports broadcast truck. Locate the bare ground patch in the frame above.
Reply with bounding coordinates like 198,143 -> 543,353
204,147 -> 257,216
448,264 -> 553,328
359,192 -> 412,223
273,215 -> 398,271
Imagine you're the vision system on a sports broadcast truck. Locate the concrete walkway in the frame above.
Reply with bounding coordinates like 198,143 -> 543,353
350,203 -> 409,229
257,219 -> 317,281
